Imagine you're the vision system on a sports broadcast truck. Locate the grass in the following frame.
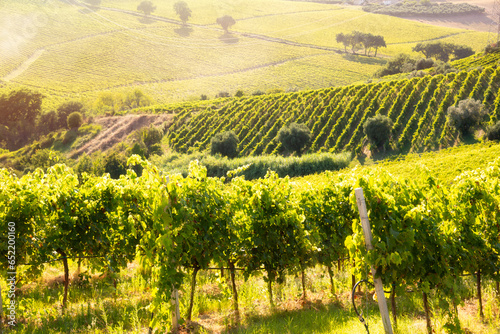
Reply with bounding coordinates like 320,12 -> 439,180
296,140 -> 500,186
6,259 -> 500,333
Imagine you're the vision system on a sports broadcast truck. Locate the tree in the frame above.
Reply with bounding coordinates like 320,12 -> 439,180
211,131 -> 239,158
0,89 -> 43,150
371,34 -> 386,57
487,121 -> 500,141
67,112 -> 83,129
447,98 -> 487,136
412,42 -> 471,62
453,45 -> 474,60
277,122 -> 311,156
57,101 -> 84,129
337,31 -> 385,56
217,15 -> 236,32
336,33 -> 348,53
363,114 -> 393,150
174,1 -> 192,24
137,1 -> 156,16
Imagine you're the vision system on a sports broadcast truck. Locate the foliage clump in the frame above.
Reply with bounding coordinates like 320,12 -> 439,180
137,1 -> 156,15
210,131 -> 239,158
363,114 -> 393,150
447,98 -> 487,136
216,15 -> 236,32
487,121 -> 500,141
174,1 -> 191,24
413,42 -> 474,62
277,122 -> 311,156
336,31 -> 386,56
67,112 -> 83,129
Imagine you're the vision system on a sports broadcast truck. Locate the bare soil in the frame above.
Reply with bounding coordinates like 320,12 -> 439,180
70,114 -> 173,158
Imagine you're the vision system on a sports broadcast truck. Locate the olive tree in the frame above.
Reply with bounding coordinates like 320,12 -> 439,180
447,98 -> 487,136
363,114 -> 393,150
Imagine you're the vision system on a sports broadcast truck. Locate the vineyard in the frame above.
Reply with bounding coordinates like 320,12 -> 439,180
3,156 -> 500,332
162,52 -> 500,157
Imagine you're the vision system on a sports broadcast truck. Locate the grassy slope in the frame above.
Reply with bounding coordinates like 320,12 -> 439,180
365,141 -> 500,183
0,0 -> 488,108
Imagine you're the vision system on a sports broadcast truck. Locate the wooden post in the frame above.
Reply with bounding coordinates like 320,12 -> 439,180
355,188 -> 393,334
171,287 -> 180,333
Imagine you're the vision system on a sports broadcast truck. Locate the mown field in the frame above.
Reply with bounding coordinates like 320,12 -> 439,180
0,0 -> 489,108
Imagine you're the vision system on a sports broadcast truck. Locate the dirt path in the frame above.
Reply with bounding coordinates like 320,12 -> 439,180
70,114 -> 172,158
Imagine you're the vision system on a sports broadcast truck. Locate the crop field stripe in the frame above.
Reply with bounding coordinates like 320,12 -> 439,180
439,69 -> 482,146
332,82 -> 383,152
411,74 -> 450,151
344,82 -> 390,153
392,76 -> 432,139
398,75 -> 442,150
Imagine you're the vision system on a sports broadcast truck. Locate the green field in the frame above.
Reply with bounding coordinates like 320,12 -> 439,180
0,0 -> 489,108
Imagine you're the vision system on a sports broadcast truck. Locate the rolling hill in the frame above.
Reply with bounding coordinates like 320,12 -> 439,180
0,0 -> 490,109
144,51 -> 500,157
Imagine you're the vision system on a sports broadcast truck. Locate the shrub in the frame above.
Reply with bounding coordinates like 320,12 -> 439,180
487,121 -> 500,141
58,101 -> 84,128
363,114 -> 393,149
28,149 -> 65,171
62,129 -> 78,145
375,54 -> 416,77
416,58 -> 434,70
200,94 -> 208,100
277,122 -> 311,156
67,112 -> 83,129
210,131 -> 239,158
141,126 -> 163,148
447,98 -> 487,136
217,91 -> 231,98
235,90 -> 244,97
104,152 -> 127,179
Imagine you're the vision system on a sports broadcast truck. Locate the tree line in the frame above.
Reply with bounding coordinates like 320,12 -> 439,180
336,31 -> 386,56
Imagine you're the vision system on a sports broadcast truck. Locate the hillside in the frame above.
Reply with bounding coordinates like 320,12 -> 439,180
0,0 -> 489,108
149,51 -> 500,157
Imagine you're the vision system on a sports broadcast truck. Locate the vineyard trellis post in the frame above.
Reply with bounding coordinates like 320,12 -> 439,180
171,287 -> 180,332
355,188 -> 393,334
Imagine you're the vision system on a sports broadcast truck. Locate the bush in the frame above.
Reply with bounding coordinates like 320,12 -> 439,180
376,54 -> 416,77
235,90 -> 244,97
67,112 -> 83,129
487,121 -> 500,141
277,122 -> 311,156
210,131 -> 239,158
28,149 -> 65,171
104,152 -> 127,179
416,58 -> 434,70
62,129 -> 78,145
447,98 -> 487,136
141,126 -> 163,148
363,114 -> 393,149
217,91 -> 230,98
58,101 -> 84,128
